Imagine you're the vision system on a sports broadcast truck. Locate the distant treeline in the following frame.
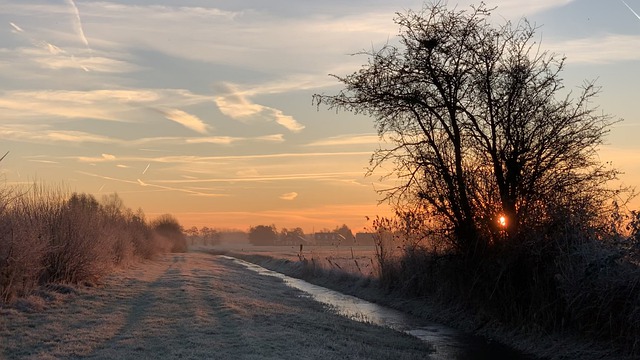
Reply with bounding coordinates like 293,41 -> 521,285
246,224 -> 375,246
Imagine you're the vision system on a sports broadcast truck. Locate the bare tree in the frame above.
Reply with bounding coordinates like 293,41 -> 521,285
314,3 -> 618,256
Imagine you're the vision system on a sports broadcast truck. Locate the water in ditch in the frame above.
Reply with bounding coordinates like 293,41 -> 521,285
224,256 -> 534,360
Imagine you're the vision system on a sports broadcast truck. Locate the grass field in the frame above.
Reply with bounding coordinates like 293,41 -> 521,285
210,243 -> 380,277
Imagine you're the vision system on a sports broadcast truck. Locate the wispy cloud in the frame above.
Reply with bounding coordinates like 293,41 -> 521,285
28,159 -> 59,164
306,134 -> 380,146
55,2 -> 392,73
279,192 -> 298,200
236,168 -> 260,177
78,171 -> 228,197
161,108 -> 210,134
32,53 -> 138,73
153,172 -> 364,184
0,124 -> 117,144
0,123 -> 286,147
489,0 -> 576,17
7,19 -> 137,74
65,0 -> 90,48
255,134 -> 285,142
132,134 -> 285,146
236,74 -> 339,97
185,135 -> 285,144
546,34 -> 640,64
8,20 -> 91,72
74,151 -> 371,164
185,136 -> 235,145
273,111 -> 304,133
0,89 -> 209,122
214,83 -> 304,133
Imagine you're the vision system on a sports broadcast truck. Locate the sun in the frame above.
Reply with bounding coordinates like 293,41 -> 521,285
498,215 -> 507,228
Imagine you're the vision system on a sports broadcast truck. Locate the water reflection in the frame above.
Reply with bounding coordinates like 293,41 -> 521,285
224,256 -> 533,360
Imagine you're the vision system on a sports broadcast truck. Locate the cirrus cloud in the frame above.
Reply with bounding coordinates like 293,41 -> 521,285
214,83 -> 305,133
279,192 -> 298,200
161,108 -> 210,134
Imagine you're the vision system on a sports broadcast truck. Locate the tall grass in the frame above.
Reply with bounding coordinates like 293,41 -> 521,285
0,185 -> 177,303
371,208 -> 640,357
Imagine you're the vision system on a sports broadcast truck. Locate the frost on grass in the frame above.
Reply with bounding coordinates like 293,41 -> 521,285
1,253 -> 431,359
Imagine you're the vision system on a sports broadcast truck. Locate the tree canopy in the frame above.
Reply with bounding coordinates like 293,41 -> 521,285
314,3 -> 618,256
248,225 -> 278,245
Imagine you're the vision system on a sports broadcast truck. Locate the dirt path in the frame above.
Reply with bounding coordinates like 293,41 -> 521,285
0,253 -> 431,359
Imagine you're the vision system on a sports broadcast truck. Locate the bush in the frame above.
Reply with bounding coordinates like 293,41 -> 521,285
40,192 -> 113,284
0,185 -> 178,304
151,214 -> 187,253
0,188 -> 46,302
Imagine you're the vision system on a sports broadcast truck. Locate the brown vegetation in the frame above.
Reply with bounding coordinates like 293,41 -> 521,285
151,214 -> 188,253
0,185 -> 181,303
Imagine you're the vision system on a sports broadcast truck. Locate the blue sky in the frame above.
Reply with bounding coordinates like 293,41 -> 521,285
1,0 -> 639,231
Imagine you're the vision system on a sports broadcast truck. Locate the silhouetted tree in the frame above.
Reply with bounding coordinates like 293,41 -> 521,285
314,3 -> 619,257
248,225 -> 278,246
101,193 -> 125,218
200,226 -> 221,246
333,224 -> 354,243
151,214 -> 187,252
279,227 -> 306,244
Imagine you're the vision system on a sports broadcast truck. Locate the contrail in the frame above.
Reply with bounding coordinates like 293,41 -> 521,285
66,0 -> 90,48
79,171 -> 228,197
142,163 -> 150,175
98,184 -> 105,192
9,21 -> 90,72
621,0 -> 640,21
9,22 -> 24,33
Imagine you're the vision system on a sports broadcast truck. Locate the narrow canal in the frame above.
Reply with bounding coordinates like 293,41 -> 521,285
225,256 -> 534,360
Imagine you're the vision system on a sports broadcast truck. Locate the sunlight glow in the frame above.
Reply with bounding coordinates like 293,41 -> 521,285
498,215 -> 507,228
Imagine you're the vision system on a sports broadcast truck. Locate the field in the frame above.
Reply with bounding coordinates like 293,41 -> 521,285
1,252 -> 431,359
211,243 -> 380,277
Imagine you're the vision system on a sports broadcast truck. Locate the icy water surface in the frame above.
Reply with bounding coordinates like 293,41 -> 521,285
226,256 -> 533,360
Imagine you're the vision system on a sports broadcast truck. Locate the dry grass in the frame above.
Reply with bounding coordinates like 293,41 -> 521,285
213,243 -> 380,278
367,217 -> 640,359
0,185 -> 171,304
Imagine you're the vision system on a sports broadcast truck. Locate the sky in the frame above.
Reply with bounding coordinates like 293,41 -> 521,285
0,0 -> 639,233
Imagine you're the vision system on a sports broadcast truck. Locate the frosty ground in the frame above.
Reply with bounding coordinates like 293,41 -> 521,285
0,252 -> 431,359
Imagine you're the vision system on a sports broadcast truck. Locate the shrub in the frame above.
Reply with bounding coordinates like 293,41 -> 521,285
151,214 -> 187,253
0,189 -> 46,302
0,185 -> 179,304
39,191 -> 113,284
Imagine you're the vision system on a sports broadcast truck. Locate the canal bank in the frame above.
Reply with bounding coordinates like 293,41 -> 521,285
225,251 -> 628,360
